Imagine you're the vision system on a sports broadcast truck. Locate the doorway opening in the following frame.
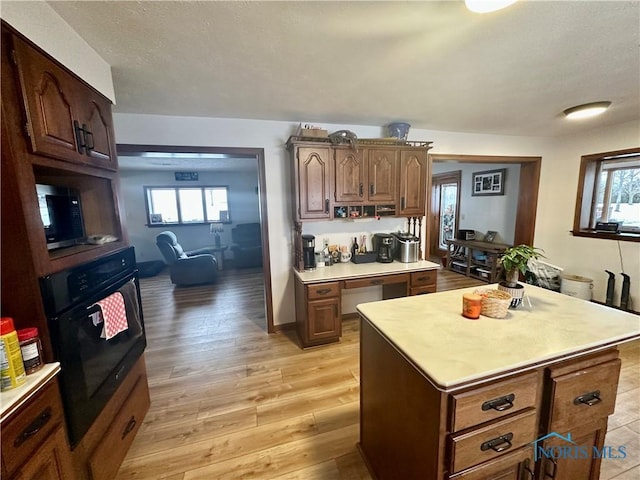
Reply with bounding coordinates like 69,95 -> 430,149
117,143 -> 274,333
427,154 -> 541,260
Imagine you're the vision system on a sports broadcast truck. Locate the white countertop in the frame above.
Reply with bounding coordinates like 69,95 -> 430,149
0,363 -> 61,422
294,259 -> 440,283
357,285 -> 640,391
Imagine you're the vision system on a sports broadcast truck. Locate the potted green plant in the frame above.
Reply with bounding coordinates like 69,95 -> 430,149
498,244 -> 545,307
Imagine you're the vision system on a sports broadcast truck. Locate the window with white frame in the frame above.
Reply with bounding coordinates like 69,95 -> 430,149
145,186 -> 230,225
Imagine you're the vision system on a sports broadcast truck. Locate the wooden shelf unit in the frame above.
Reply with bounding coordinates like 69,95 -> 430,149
446,239 -> 510,283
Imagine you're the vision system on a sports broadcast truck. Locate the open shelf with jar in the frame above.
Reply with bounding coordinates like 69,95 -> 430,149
333,204 -> 396,220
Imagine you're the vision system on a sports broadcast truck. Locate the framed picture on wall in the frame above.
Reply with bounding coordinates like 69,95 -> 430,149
472,168 -> 506,196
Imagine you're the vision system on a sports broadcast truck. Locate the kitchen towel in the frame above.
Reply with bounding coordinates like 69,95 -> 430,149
93,292 -> 128,340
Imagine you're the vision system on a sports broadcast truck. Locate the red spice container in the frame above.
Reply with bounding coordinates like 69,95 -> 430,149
17,328 -> 43,374
462,293 -> 482,320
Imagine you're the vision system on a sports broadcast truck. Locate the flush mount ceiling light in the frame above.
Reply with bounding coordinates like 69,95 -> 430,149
465,0 -> 518,13
563,101 -> 612,120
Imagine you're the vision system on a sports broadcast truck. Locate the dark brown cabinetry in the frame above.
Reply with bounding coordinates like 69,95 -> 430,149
1,23 -> 146,480
359,317 -> 624,480
1,379 -> 75,480
289,145 -> 332,221
12,35 -> 117,171
295,281 -> 341,347
288,137 -> 432,222
398,149 -> 428,216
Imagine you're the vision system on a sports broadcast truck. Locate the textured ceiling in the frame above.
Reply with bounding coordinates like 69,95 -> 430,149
48,0 -> 640,137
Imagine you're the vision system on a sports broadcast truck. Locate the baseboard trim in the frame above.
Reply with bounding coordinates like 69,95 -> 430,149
273,322 -> 296,332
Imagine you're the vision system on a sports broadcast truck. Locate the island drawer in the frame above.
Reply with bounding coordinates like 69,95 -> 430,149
447,446 -> 534,480
448,408 -> 538,474
548,358 -> 621,433
410,270 -> 437,287
307,282 -> 340,300
449,371 -> 539,432
344,273 -> 409,289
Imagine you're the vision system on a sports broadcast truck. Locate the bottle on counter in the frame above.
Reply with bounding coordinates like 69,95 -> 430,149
351,237 -> 359,257
0,317 -> 27,390
17,327 -> 43,375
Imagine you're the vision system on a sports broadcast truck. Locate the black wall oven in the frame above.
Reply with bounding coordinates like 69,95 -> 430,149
39,247 -> 146,447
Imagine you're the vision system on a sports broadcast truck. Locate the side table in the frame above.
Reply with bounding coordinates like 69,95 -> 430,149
210,245 -> 228,270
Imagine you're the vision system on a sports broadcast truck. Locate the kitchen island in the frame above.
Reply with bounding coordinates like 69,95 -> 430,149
357,285 -> 640,480
294,260 -> 439,347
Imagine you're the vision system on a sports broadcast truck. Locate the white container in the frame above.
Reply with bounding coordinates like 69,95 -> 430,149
560,274 -> 593,301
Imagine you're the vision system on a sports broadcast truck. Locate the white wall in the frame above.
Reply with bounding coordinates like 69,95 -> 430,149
535,120 -> 640,308
0,1 -> 115,102
432,162 -> 521,245
119,169 -> 260,263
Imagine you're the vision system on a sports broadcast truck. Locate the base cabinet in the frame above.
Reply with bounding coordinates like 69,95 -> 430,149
295,280 -> 341,347
359,318 -> 624,480
1,379 -> 75,480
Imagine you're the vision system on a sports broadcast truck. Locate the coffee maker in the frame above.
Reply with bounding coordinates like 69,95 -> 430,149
373,233 -> 394,263
301,234 -> 316,270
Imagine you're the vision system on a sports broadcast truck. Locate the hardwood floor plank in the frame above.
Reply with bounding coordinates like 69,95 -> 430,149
270,460 -> 342,480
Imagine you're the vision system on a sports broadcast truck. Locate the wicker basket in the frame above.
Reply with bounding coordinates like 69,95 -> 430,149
475,289 -> 512,318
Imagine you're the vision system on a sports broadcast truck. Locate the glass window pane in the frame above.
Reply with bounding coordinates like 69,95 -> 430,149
439,183 -> 457,249
205,187 -> 229,222
608,168 -> 640,230
178,189 -> 204,223
148,188 -> 178,223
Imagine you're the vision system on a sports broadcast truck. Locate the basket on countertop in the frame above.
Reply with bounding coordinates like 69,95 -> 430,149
474,289 -> 512,318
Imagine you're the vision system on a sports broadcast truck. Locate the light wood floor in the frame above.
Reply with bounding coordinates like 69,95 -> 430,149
115,267 -> 639,479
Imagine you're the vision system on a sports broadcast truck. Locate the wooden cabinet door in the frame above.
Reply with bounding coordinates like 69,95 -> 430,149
367,149 -> 397,202
307,297 -> 341,343
12,427 -> 75,480
296,147 -> 332,219
78,88 -> 118,170
12,35 -> 84,164
335,147 -> 364,202
539,420 -> 608,480
398,149 -> 427,216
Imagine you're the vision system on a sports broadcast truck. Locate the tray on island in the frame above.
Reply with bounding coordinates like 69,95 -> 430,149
351,253 -> 377,264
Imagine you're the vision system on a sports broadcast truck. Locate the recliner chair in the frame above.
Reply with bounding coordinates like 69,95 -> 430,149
156,231 -> 218,285
230,223 -> 263,268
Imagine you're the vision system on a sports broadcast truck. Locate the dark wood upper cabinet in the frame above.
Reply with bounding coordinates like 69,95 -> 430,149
11,34 -> 118,171
290,145 -> 332,221
334,147 -> 365,203
398,149 -> 428,216
367,149 -> 397,202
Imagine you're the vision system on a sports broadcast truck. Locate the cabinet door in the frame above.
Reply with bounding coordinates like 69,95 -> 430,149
296,147 -> 332,219
307,297 -> 341,343
12,427 -> 75,480
335,148 -> 365,202
367,149 -> 397,202
77,88 -> 118,170
539,420 -> 608,480
398,149 -> 427,216
12,35 -> 84,164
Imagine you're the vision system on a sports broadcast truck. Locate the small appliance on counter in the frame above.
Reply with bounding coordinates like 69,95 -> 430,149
301,235 -> 316,270
373,233 -> 394,263
392,232 -> 420,263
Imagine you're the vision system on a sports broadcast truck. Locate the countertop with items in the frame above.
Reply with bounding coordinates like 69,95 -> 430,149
357,284 -> 640,391
0,362 -> 61,422
294,259 -> 440,284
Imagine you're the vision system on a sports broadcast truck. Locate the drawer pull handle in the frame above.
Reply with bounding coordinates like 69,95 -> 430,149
416,276 -> 428,282
480,432 -> 513,453
121,416 -> 137,440
523,458 -> 535,479
482,393 -> 515,412
370,279 -> 384,285
14,407 -> 52,447
574,390 -> 601,406
316,288 -> 331,295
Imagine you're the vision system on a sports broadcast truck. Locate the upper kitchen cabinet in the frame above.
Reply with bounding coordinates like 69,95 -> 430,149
335,147 -> 365,203
398,149 -> 428,216
11,34 -> 118,171
367,149 -> 397,202
288,141 -> 332,221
